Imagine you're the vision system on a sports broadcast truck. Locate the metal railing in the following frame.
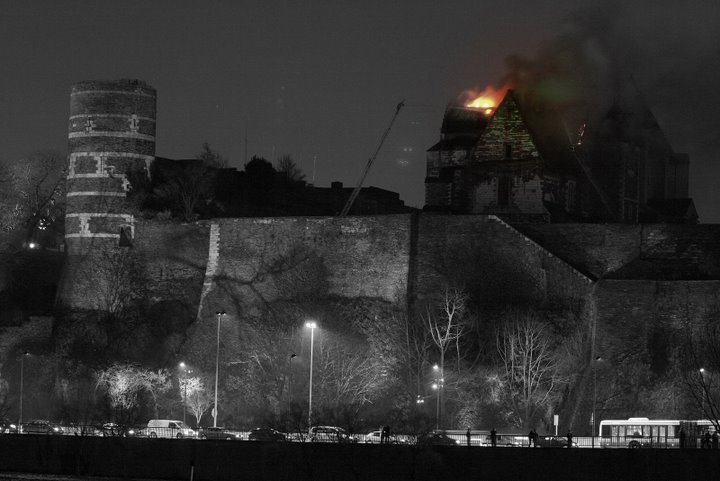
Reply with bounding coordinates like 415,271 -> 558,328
6,424 -> 718,449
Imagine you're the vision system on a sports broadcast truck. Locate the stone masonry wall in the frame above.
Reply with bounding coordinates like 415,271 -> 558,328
196,215 -> 414,321
58,214 -> 720,340
513,224 -> 642,278
58,220 -> 209,311
412,215 -> 591,309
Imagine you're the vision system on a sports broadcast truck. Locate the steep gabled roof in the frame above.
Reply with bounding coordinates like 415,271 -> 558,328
440,105 -> 488,137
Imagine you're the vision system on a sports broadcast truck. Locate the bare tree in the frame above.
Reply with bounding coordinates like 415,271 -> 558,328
681,314 -> 720,431
0,150 -> 66,235
375,308 -> 433,400
90,248 -> 144,319
496,310 -> 563,429
154,161 -> 214,221
275,155 -> 305,184
95,363 -> 148,419
316,339 -> 383,407
423,287 -> 467,371
180,375 -> 212,427
422,287 -> 468,427
142,369 -> 171,419
96,363 -> 170,422
197,142 -> 228,168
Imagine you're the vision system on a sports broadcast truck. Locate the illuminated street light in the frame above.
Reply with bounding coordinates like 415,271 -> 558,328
19,352 -> 29,428
699,368 -> 708,416
432,364 -> 443,430
213,311 -> 226,427
305,321 -> 317,428
179,362 -> 192,425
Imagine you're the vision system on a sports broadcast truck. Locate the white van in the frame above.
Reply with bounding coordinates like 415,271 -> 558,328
146,419 -> 196,439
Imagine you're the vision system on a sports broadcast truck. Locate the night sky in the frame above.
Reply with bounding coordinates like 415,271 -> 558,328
2,0 -> 719,220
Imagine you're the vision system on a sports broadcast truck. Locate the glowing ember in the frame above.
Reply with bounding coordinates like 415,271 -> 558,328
464,85 -> 508,114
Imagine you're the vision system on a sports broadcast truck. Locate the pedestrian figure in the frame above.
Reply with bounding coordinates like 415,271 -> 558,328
712,431 -> 719,449
531,428 -> 538,447
566,431 -> 573,448
703,432 -> 711,449
528,429 -> 534,447
679,427 -> 686,449
381,425 -> 390,444
466,428 -> 471,446
490,428 -> 497,447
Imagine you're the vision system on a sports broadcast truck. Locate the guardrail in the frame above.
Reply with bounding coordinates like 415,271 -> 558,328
5,425 -> 717,449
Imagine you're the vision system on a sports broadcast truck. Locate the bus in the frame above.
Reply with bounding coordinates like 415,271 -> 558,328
598,418 -> 716,448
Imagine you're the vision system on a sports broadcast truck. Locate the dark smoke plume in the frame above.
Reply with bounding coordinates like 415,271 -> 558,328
500,0 -> 719,154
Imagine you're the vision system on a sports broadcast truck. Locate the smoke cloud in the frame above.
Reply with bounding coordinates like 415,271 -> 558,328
493,0 -> 720,217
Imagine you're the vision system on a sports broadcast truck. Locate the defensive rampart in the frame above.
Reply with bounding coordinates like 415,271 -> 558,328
58,215 -> 720,324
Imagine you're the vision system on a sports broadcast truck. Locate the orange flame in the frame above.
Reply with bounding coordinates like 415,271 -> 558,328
464,85 -> 508,115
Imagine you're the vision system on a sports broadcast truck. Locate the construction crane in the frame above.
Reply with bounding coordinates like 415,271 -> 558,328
338,100 -> 405,216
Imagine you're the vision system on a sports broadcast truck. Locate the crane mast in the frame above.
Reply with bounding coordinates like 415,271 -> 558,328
338,100 -> 405,216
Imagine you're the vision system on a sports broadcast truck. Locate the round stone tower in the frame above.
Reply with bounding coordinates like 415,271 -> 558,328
65,79 -> 156,254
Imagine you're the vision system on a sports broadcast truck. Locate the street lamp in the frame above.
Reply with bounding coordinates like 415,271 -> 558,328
305,321 -> 317,428
179,362 -> 192,425
432,364 -> 443,430
19,352 -> 29,428
699,368 -> 708,417
213,311 -> 226,428
592,356 -> 602,448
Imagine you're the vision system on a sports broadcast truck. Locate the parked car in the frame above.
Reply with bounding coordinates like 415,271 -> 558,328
0,418 -> 19,434
363,430 -> 401,444
22,420 -> 63,435
64,423 -> 100,436
248,428 -> 286,442
481,433 -> 523,447
99,423 -> 131,437
126,424 -> 146,437
309,426 -> 358,443
419,431 -> 460,446
146,419 -> 196,439
535,435 -> 576,448
199,427 -> 242,440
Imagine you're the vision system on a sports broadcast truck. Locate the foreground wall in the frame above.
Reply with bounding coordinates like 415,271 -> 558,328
1,436 -> 719,481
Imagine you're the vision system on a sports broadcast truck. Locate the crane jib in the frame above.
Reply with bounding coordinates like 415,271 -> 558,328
339,100 -> 405,217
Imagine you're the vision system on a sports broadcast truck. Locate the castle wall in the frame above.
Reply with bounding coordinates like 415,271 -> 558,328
57,221 -> 209,311
412,215 -> 591,310
513,224 -> 642,278
195,215 -> 414,320
595,280 -> 720,374
511,223 -> 720,279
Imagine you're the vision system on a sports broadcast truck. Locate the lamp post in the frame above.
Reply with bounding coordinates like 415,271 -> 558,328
432,364 -> 443,430
179,362 -> 192,425
19,352 -> 29,428
213,311 -> 226,428
305,321 -> 317,428
699,368 -> 707,417
592,356 -> 602,448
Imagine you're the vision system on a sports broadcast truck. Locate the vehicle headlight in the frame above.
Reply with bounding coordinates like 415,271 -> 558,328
128,429 -> 135,435
53,427 -> 60,432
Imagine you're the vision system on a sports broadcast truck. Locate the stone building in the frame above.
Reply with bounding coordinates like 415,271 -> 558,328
424,87 -> 696,224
